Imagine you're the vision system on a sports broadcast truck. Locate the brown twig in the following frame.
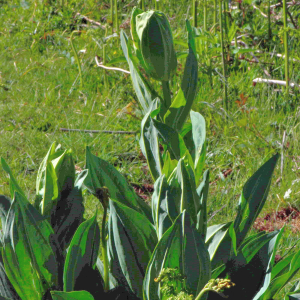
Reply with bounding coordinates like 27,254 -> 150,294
75,13 -> 106,30
60,128 -> 138,134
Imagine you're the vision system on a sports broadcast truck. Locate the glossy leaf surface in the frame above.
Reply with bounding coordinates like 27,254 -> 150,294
63,213 -> 100,292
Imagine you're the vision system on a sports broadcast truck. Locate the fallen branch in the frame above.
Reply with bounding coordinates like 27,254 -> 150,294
75,13 -> 106,30
95,56 -> 130,74
60,128 -> 138,134
252,78 -> 300,88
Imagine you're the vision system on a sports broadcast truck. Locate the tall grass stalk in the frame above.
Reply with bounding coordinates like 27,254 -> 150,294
110,0 -> 114,34
114,0 -> 119,35
140,0 -> 145,10
268,0 -> 271,40
204,0 -> 207,31
70,31 -> 83,90
103,27 -> 108,89
193,0 -> 198,27
283,0 -> 289,94
214,0 -> 217,33
219,0 -> 228,111
155,0 -> 159,10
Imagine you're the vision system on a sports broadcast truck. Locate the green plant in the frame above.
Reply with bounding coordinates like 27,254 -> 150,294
1,5 -> 300,300
282,0 -> 289,95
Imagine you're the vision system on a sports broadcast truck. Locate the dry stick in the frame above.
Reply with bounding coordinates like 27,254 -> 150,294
252,78 -> 300,88
60,128 -> 138,134
95,56 -> 130,74
75,13 -> 106,30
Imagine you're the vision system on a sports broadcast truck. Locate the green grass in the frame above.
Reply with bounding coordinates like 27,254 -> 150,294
1,0 -> 300,286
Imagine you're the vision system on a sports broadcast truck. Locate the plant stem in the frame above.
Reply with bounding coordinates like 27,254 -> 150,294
214,0 -> 217,33
219,0 -> 228,111
155,0 -> 158,10
114,0 -> 119,35
194,288 -> 209,300
101,202 -> 109,292
193,0 -> 198,27
110,0 -> 114,34
70,31 -> 83,90
103,27 -> 108,89
204,0 -> 207,31
283,0 -> 289,95
140,0 -> 145,10
162,80 -> 171,109
268,0 -> 272,40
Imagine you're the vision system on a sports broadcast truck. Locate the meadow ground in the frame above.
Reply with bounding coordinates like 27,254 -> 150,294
0,0 -> 300,284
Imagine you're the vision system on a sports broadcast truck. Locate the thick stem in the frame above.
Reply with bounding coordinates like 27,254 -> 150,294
70,31 -> 83,90
101,204 -> 109,292
194,288 -> 209,300
283,0 -> 289,95
193,0 -> 198,27
219,0 -> 228,111
162,80 -> 171,109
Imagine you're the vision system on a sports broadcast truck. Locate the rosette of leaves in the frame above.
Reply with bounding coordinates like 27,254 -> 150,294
0,144 -> 139,300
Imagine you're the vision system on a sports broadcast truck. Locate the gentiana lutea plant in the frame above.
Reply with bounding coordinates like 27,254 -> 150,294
1,7 -> 300,300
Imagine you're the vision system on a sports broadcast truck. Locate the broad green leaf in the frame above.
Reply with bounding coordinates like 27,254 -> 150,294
63,213 -> 100,292
151,119 -> 188,160
161,151 -> 178,180
222,230 -> 281,300
262,245 -> 300,299
1,159 -> 25,200
151,175 -> 173,240
84,147 -> 152,222
96,257 -> 117,289
51,149 -> 75,196
0,248 -> 20,300
287,292 -> 300,300
3,192 -> 59,300
51,185 -> 84,253
196,170 -> 209,240
35,142 -> 61,205
190,111 -> 206,183
51,291 -> 94,300
108,200 -> 157,299
140,98 -> 163,181
143,211 -> 211,300
136,11 -> 177,81
234,154 -> 279,248
164,20 -> 198,132
120,30 -> 155,113
253,229 -> 284,300
40,162 -> 58,217
0,196 -> 11,232
130,7 -> 143,51
205,223 -> 232,263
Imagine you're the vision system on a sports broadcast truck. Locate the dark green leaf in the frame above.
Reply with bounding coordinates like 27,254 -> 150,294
151,175 -> 173,240
120,30 -> 155,114
234,154 -> 279,248
140,98 -> 163,181
163,20 -> 198,132
3,192 -> 59,300
84,147 -> 152,222
0,196 -> 11,232
151,119 -> 188,160
51,291 -> 94,300
143,211 -> 211,300
108,200 -> 157,299
63,213 -> 100,292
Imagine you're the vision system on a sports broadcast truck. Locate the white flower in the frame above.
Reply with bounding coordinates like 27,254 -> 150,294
284,188 -> 292,199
